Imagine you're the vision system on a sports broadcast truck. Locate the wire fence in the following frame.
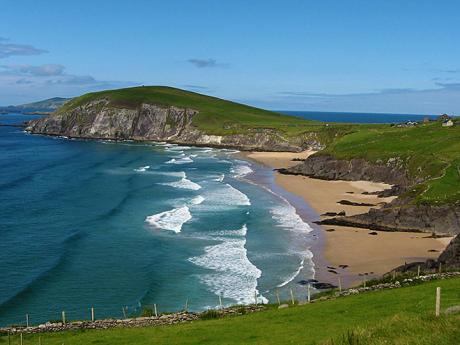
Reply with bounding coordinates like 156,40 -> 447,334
1,272 -> 460,345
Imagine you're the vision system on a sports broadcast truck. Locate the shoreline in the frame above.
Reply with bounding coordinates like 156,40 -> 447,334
243,150 -> 453,287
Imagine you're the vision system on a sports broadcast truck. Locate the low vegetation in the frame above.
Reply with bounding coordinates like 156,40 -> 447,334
320,119 -> 460,205
2,277 -> 459,344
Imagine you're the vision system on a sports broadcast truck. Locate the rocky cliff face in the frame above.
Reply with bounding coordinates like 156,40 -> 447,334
26,99 -> 302,152
286,154 -> 460,236
319,200 -> 460,236
438,234 -> 460,268
282,154 -> 410,186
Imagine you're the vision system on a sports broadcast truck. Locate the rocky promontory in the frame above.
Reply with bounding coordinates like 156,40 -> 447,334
26,95 -> 303,152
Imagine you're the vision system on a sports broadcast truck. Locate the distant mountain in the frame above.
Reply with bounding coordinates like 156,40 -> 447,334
0,97 -> 70,114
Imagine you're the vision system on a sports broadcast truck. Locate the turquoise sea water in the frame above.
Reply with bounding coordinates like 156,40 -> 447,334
0,114 -> 315,326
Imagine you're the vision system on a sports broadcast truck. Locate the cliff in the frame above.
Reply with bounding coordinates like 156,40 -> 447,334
283,154 -> 460,236
26,87 -> 307,152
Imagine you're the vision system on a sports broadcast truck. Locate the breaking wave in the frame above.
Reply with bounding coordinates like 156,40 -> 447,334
145,206 -> 192,233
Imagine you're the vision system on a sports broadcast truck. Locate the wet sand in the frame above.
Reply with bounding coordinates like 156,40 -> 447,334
245,151 -> 452,286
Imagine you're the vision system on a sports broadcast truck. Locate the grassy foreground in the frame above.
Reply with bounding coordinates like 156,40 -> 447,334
2,277 -> 460,344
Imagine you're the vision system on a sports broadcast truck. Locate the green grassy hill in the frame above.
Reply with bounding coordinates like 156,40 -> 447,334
319,119 -> 460,205
57,86 -> 364,140
3,277 -> 460,344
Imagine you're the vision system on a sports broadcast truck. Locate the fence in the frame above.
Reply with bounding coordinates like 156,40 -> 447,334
1,271 -> 460,344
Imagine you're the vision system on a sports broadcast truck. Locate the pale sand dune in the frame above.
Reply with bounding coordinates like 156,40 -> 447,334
246,150 -> 453,286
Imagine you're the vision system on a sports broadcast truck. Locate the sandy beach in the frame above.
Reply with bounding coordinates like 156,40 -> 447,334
246,150 -> 453,286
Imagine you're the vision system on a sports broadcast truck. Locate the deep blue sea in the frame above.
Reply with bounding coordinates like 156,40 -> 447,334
281,110 -> 437,123
0,114 -> 316,326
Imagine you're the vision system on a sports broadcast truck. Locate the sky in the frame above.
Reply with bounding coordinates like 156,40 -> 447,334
1,0 -> 459,114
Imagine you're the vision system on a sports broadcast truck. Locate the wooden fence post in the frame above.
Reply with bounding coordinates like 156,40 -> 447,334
122,307 -> 127,319
276,290 -> 280,306
26,314 -> 29,328
439,262 -> 442,273
254,291 -> 258,305
290,289 -> 295,305
39,335 -> 42,345
20,333 -> 23,345
184,299 -> 188,312
219,295 -> 223,309
392,270 -> 396,280
338,277 -> 342,293
91,307 -> 95,322
62,311 -> 66,324
307,284 -> 311,303
436,287 -> 441,317
154,303 -> 158,317
417,265 -> 420,278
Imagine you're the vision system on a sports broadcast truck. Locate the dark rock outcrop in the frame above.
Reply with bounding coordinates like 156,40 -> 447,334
319,200 -> 460,236
283,154 -> 409,186
26,99 -> 302,152
438,234 -> 460,268
285,154 -> 460,236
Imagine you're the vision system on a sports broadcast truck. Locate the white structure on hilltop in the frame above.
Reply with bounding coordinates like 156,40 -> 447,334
442,119 -> 454,127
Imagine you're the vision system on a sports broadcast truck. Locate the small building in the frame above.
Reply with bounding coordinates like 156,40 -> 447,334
442,119 -> 454,127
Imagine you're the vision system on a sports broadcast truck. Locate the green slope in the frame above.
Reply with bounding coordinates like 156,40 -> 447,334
57,86 -> 365,139
319,119 -> 460,205
3,277 -> 460,345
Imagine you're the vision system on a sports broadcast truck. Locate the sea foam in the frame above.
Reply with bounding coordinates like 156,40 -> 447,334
160,172 -> 201,190
134,165 -> 150,172
166,156 -> 193,164
145,206 -> 192,233
202,183 -> 251,207
270,204 -> 312,233
188,224 -> 267,305
231,164 -> 253,178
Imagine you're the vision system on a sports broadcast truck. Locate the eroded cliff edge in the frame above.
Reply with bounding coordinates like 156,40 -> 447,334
281,154 -> 460,237
26,99 -> 302,152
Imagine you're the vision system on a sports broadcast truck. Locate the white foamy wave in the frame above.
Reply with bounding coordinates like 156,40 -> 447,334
161,172 -> 201,190
167,145 -> 191,151
134,165 -> 150,172
190,195 -> 205,205
270,204 -> 312,233
231,164 -> 253,178
157,171 -> 186,177
165,156 -> 193,164
203,183 -> 251,207
277,251 -> 314,288
225,184 -> 251,206
145,206 -> 191,233
213,174 -> 225,182
189,225 -> 267,304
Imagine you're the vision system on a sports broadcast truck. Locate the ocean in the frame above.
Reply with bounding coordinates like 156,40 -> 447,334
0,113 -> 315,326
281,110 -> 438,123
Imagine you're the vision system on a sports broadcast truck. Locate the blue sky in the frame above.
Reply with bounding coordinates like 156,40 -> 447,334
1,0 -> 459,114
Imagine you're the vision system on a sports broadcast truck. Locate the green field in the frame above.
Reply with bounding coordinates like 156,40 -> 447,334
2,278 -> 460,345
